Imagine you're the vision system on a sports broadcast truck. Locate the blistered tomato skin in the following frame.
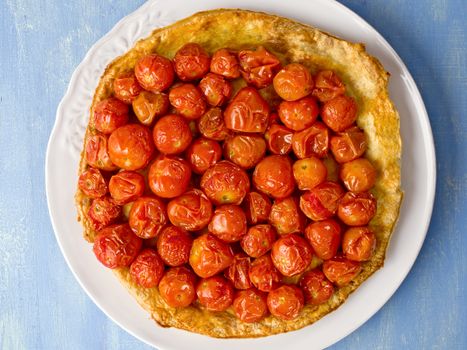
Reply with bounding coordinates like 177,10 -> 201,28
113,72 -> 142,104
273,63 -> 313,101
265,123 -> 293,155
267,285 -> 304,321
148,156 -> 191,198
210,48 -> 240,79
157,226 -> 192,267
208,205 -> 247,243
167,189 -> 213,231
292,121 -> 329,159
312,70 -> 346,102
169,84 -> 207,120
253,155 -> 295,199
299,181 -> 345,221
271,233 -> 313,277
238,46 -> 281,88
330,126 -> 367,163
340,158 -> 377,192
249,255 -> 281,292
78,167 -> 107,198
186,138 -> 222,174
338,192 -> 377,226
300,269 -> 334,305
85,134 -> 118,171
293,157 -> 327,190
224,134 -> 266,169
174,43 -> 211,81
269,197 -> 306,235
135,54 -> 174,92
197,107 -> 230,141
321,95 -> 358,132
342,226 -> 376,262
304,219 -> 342,260
132,91 -> 169,126
158,266 -> 197,308
153,114 -> 193,155
129,249 -> 165,288
128,196 -> 167,239
199,73 -> 232,107
226,253 -> 252,289
109,171 -> 145,205
243,192 -> 272,225
88,197 -> 121,231
93,97 -> 129,134
233,288 -> 268,323
278,97 -> 319,131
197,276 -> 234,311
241,224 -> 276,258
323,255 -> 362,286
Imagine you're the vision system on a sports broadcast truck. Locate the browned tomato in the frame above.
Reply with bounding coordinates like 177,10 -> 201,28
113,72 -> 142,104
304,219 -> 341,260
208,205 -> 247,243
273,63 -> 313,101
269,197 -> 306,235
186,138 -> 222,174
148,156 -> 191,198
128,196 -> 167,239
312,70 -> 346,102
158,266 -> 197,307
157,225 -> 193,266
253,155 -> 295,199
196,275 -> 234,311
233,288 -> 268,323
271,233 -> 313,276
93,97 -> 129,134
153,114 -> 193,155
338,192 -> 377,226
241,224 -> 276,258
342,226 -> 376,261
292,121 -> 329,159
243,191 -> 272,225
132,91 -> 169,126
197,107 -> 230,141
300,269 -> 334,305
169,84 -> 207,120
129,249 -> 165,288
135,54 -> 174,92
340,158 -> 377,192
108,124 -> 154,170
267,285 -> 304,321
321,95 -> 358,132
249,255 -> 281,292
265,123 -> 293,155
224,87 -> 270,133
330,126 -> 367,163
226,253 -> 252,289
167,189 -> 213,231
293,157 -> 327,190
200,161 -> 250,205
189,233 -> 234,278
199,73 -> 232,106
238,46 -> 281,88
210,48 -> 240,79
93,224 -> 142,268
174,43 -> 211,81
109,171 -> 145,205
299,181 -> 345,221
88,197 -> 121,231
278,97 -> 319,131
223,134 -> 266,169
78,167 -> 107,198
85,134 -> 117,171
322,255 -> 361,286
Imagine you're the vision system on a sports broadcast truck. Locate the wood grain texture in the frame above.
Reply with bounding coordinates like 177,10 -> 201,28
0,0 -> 465,349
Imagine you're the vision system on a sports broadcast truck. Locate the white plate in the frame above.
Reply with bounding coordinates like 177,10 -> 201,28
45,0 -> 436,349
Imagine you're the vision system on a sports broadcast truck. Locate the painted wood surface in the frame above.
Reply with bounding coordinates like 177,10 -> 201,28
0,0 -> 465,349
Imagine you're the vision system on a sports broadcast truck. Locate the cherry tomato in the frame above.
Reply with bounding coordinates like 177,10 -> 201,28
113,72 -> 142,104
189,233 -> 234,278
269,197 -> 306,235
293,157 -> 327,190
148,156 -> 191,198
108,124 -> 154,170
169,84 -> 207,120
241,224 -> 276,258
109,171 -> 145,205
278,97 -> 319,131
197,107 -> 230,141
153,114 -> 193,155
223,134 -> 266,169
199,73 -> 232,106
128,196 -> 167,239
208,205 -> 247,243
299,269 -> 334,305
224,87 -> 270,133
273,63 -> 313,101
78,167 -> 107,198
158,266 -> 197,307
93,224 -> 142,268
196,275 -> 234,312
243,191 -> 272,225
186,138 -> 222,174
129,249 -> 165,288
210,48 -> 240,79
88,197 -> 121,231
299,181 -> 345,221
265,123 -> 293,155
156,225 -> 192,267
233,288 -> 268,323
200,161 -> 250,205
342,226 -> 376,261
292,121 -> 329,159
338,192 -> 377,226
238,46 -> 281,88
167,189 -> 213,231
330,126 -> 367,163
321,95 -> 358,132
340,158 -> 377,192
312,70 -> 346,102
271,233 -> 313,276
135,54 -> 174,92
132,91 -> 169,126
93,97 -> 129,134
267,285 -> 304,321
174,43 -> 210,81
226,253 -> 252,289
304,219 -> 341,260
249,255 -> 281,292
85,134 -> 117,171
322,255 -> 361,286
253,155 -> 295,199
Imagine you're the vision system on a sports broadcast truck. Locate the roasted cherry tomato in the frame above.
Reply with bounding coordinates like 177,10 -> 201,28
167,189 -> 213,231
113,72 -> 142,104
300,269 -> 334,305
159,266 -> 197,308
265,123 -> 293,155
88,197 -> 121,231
269,197 -> 306,235
200,161 -> 250,205
238,46 -> 281,88
93,224 -> 142,268
199,73 -> 232,106
85,134 -> 117,171
226,253 -> 252,289
148,156 -> 191,198
128,196 -> 167,239
249,255 -> 281,292
169,84 -> 207,120
304,219 -> 341,260
338,192 -> 377,226
78,167 -> 107,198
93,97 -> 129,134
223,134 -> 266,169
340,158 -> 377,192
210,48 -> 240,79
267,285 -> 304,321
299,181 -> 345,221
174,43 -> 210,81
321,95 -> 358,132
292,121 -> 329,159
135,54 -> 174,92
186,138 -> 222,174
278,97 -> 319,131
233,288 -> 268,323
208,205 -> 247,243
243,191 -> 272,225
241,224 -> 276,258
109,171 -> 145,205
129,249 -> 165,288
271,233 -> 313,276
330,126 -> 367,163
189,233 -> 234,278
224,87 -> 270,133
108,124 -> 154,170
342,226 -> 376,261
197,107 -> 230,141
153,114 -> 193,155
273,63 -> 313,101
322,255 -> 361,286
196,275 -> 234,312
293,157 -> 327,190
312,70 -> 346,102
253,155 -> 295,199
156,225 -> 192,267
132,91 -> 169,126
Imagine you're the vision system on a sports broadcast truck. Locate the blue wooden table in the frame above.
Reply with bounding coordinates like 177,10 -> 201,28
1,1 -> 466,349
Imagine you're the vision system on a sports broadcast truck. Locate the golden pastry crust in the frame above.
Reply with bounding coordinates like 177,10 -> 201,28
75,9 -> 402,337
